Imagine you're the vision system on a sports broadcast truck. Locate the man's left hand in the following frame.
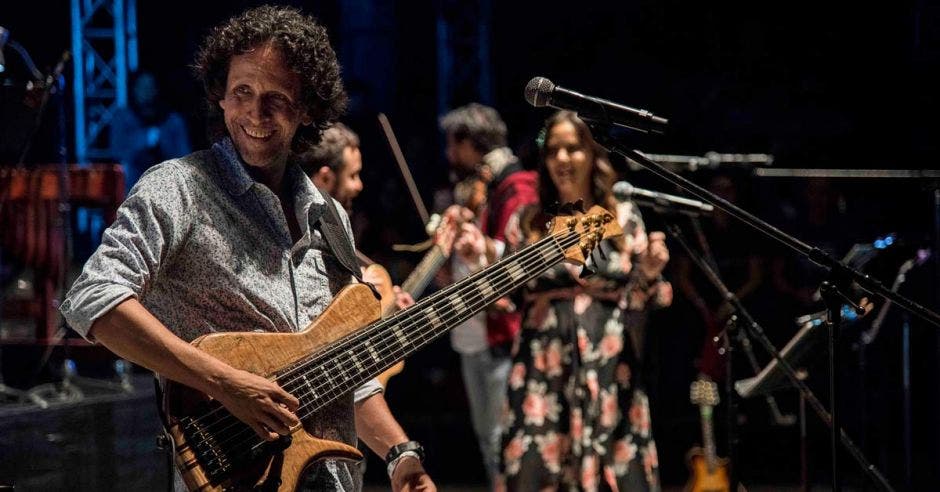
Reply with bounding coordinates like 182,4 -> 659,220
391,457 -> 436,492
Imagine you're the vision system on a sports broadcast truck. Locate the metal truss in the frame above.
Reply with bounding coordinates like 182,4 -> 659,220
70,0 -> 137,163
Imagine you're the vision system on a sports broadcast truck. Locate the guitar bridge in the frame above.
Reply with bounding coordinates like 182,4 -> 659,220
180,415 -> 290,484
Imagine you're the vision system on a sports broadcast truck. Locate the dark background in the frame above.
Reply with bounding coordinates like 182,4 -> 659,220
3,0 -> 940,489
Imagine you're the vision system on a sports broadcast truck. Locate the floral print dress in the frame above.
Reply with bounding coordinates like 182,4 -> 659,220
501,201 -> 672,492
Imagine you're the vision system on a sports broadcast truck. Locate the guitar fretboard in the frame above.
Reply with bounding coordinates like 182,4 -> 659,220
700,405 -> 718,473
278,230 -> 576,420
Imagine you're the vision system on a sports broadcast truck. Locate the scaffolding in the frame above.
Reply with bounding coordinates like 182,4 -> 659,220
70,0 -> 137,164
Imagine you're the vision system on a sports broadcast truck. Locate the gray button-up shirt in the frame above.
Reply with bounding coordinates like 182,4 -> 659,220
61,138 -> 379,490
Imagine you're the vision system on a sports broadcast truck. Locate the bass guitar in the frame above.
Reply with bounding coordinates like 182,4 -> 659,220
163,203 -> 620,491
363,213 -> 458,386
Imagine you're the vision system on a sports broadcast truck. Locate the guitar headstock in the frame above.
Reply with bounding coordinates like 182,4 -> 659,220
690,378 -> 720,407
547,201 -> 623,266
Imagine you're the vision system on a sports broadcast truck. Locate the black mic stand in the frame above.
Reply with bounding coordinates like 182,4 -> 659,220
674,215 -> 798,490
687,216 -> 796,428
665,221 -> 742,489
665,222 -> 894,491
586,122 -> 933,491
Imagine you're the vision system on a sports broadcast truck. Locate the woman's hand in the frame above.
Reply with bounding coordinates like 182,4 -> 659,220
638,231 -> 669,280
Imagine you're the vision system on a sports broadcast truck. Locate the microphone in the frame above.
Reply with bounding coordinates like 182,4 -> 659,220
637,151 -> 774,171
612,181 -> 714,215
525,77 -> 667,134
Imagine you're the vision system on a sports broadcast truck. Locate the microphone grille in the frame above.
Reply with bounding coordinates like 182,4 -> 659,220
524,77 -> 555,107
612,181 -> 634,200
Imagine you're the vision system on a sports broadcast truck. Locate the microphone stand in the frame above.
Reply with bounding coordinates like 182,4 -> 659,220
664,222 -> 894,492
668,216 -> 743,491
587,122 -> 931,491
687,217 -> 795,428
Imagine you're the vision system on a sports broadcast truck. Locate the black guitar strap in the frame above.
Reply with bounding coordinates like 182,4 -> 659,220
314,186 -> 380,300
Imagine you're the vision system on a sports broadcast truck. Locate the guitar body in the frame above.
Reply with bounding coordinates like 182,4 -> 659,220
163,284 -> 379,492
685,448 -> 730,492
157,205 -> 621,492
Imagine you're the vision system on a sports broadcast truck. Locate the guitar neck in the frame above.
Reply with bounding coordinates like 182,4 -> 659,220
699,405 -> 718,472
282,230 -> 576,417
399,245 -> 447,300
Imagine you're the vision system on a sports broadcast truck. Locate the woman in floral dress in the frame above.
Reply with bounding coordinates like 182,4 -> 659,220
501,111 -> 672,491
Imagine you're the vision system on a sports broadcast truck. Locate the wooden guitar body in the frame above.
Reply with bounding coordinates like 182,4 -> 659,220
685,447 -> 730,492
686,378 -> 730,492
159,204 -> 621,491
163,284 -> 379,492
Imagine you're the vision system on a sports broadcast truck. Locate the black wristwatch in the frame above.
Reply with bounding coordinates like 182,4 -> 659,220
385,440 -> 425,478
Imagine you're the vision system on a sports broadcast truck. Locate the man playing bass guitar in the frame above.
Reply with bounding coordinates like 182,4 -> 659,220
61,6 -> 434,491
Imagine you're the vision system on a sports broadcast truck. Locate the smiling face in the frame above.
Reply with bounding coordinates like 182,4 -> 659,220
218,42 -> 311,176
544,120 -> 593,204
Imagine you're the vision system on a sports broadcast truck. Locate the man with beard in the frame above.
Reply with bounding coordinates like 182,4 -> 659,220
300,122 -> 416,313
301,122 -> 364,212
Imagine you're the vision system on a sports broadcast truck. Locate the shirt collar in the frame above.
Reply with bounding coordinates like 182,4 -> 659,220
211,137 -> 328,228
211,137 -> 256,197
286,161 -> 327,225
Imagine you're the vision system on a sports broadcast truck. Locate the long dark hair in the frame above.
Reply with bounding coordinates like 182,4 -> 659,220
537,111 -> 617,214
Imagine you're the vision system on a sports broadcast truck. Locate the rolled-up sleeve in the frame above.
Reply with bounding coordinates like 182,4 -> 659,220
59,161 -> 193,340
353,378 -> 384,403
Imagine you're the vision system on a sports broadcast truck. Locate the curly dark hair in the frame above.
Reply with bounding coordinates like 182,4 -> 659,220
193,5 -> 347,152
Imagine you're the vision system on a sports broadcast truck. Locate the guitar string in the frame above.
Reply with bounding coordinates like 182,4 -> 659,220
195,232 -> 579,466
196,229 -> 579,469
289,233 -> 571,414
189,226 -> 588,468
276,229 -> 572,388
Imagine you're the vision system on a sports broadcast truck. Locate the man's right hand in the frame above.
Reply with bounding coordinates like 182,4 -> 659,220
212,368 -> 300,441
88,299 -> 301,442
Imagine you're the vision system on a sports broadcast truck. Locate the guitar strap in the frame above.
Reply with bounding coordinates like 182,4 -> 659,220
314,186 -> 380,300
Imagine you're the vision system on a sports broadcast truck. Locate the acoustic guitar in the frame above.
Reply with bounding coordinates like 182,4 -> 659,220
162,203 -> 620,491
685,377 -> 730,492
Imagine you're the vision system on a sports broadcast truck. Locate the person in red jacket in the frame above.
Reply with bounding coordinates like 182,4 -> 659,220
440,103 -> 537,491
